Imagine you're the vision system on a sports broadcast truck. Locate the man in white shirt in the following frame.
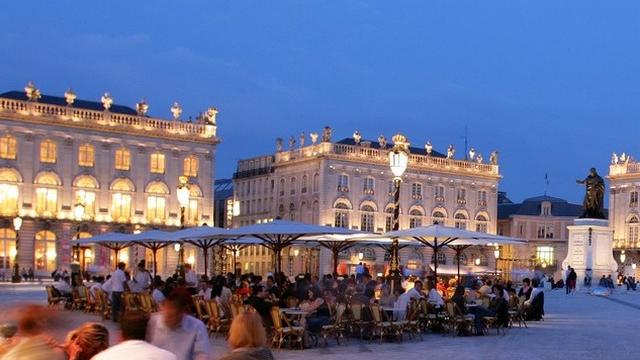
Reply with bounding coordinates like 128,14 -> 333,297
184,264 -> 198,291
93,310 -> 176,360
394,280 -> 425,320
147,292 -> 211,360
131,261 -> 151,293
110,262 -> 128,322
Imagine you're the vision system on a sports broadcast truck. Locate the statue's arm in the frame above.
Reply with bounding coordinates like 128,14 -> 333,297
576,179 -> 585,184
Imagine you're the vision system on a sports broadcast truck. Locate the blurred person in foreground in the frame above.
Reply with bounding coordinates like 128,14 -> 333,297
219,311 -> 273,360
92,311 -> 175,360
2,305 -> 65,360
146,291 -> 211,360
63,322 -> 109,360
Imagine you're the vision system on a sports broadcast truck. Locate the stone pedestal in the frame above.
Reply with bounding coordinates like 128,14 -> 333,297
562,218 -> 617,288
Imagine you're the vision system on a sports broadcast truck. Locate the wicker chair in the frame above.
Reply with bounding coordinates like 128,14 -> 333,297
71,286 -> 87,311
508,297 -> 527,328
270,307 -> 304,349
403,300 -> 423,341
348,303 -> 368,339
204,300 -> 229,337
369,304 -> 398,343
445,302 -> 473,336
138,293 -> 157,313
320,303 -> 347,346
94,289 -> 111,320
45,285 -> 64,308
123,292 -> 139,313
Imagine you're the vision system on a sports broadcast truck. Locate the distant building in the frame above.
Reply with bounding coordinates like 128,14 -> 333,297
498,194 -> 583,280
0,82 -> 219,278
232,129 -> 502,276
213,179 -> 234,228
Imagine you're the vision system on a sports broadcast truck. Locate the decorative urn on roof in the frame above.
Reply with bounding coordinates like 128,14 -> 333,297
24,81 -> 41,101
353,130 -> 362,145
204,107 -> 218,125
136,98 -> 149,115
101,93 -> 113,111
171,102 -> 182,120
425,141 -> 433,155
310,132 -> 318,145
64,88 -> 76,106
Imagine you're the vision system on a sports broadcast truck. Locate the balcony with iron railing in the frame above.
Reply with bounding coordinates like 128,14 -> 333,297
274,142 -> 500,177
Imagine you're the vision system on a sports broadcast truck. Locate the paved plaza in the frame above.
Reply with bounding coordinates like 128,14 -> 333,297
0,284 -> 638,360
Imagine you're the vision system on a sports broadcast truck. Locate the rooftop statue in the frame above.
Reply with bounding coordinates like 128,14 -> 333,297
576,167 -> 606,219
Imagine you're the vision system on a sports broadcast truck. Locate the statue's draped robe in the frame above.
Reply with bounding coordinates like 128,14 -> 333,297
581,174 -> 605,219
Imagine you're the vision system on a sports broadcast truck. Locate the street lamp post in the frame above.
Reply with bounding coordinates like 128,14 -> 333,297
176,176 -> 190,278
11,216 -> 23,283
73,203 -> 85,265
494,247 -> 500,277
388,133 -> 409,293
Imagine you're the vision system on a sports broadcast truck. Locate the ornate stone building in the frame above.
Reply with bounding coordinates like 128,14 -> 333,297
0,82 -> 219,278
497,194 -> 582,281
608,154 -> 640,275
232,129 -> 502,277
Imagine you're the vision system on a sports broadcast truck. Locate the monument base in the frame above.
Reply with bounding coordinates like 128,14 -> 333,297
562,218 -> 617,289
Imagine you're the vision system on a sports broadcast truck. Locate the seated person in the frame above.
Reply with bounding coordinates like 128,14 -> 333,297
524,279 -> 542,308
244,285 -> 273,326
488,285 -> 509,328
452,285 -> 489,335
378,286 -> 397,308
300,288 -> 332,334
426,281 -> 444,307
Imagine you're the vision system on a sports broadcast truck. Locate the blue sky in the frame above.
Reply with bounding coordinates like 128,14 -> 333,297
2,1 -> 639,204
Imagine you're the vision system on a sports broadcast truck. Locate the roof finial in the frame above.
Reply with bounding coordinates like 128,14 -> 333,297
24,81 -> 41,101
64,88 -> 76,106
136,98 -> 149,115
171,102 -> 182,120
101,92 -> 113,111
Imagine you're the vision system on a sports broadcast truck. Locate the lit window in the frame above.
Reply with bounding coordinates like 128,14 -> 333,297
115,147 -> 131,171
0,135 -> 17,160
475,214 -> 488,233
34,172 -> 60,217
40,139 -> 57,163
385,206 -> 394,232
334,203 -> 349,228
0,228 -> 16,270
409,209 -> 423,228
146,182 -> 169,224
185,185 -> 201,225
457,188 -> 466,204
0,169 -> 20,216
363,177 -> 374,195
627,216 -> 639,246
35,230 -> 57,272
111,178 -> 133,222
78,144 -> 94,167
360,205 -> 375,232
432,210 -> 446,225
536,246 -> 554,265
74,176 -> 98,219
184,155 -> 198,177
411,183 -> 422,199
150,152 -> 165,174
454,212 -> 467,229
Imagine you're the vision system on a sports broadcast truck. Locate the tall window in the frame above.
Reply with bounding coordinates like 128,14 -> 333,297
334,203 -> 349,228
627,216 -> 639,246
0,169 -> 20,216
337,175 -> 349,192
74,175 -> 98,219
0,228 -> 16,270
454,213 -> 467,229
363,177 -> 374,195
434,185 -> 445,201
453,253 -> 468,266
290,177 -> 296,195
34,172 -> 60,217
313,173 -> 319,193
475,214 -> 488,233
0,135 -> 17,159
536,246 -> 554,265
631,191 -> 639,207
78,144 -> 95,167
432,211 -> 446,225
385,206 -> 394,232
411,183 -> 423,199
147,182 -> 168,224
542,202 -> 551,216
409,209 -> 423,228
457,188 -> 466,204
40,139 -> 57,163
288,203 -> 296,220
185,186 -> 201,225
111,178 -> 133,222
35,230 -> 56,272
150,152 -> 165,174
115,147 -> 131,171
279,179 -> 285,196
431,252 -> 447,265
478,190 -> 487,207
360,205 -> 375,232
301,174 -> 308,193
184,155 -> 199,177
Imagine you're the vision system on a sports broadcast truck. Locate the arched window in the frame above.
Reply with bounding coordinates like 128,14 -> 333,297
74,175 -> 98,219
409,208 -> 423,228
34,171 -> 60,217
184,155 -> 199,177
0,135 -> 17,160
150,152 -> 165,174
385,205 -> 395,232
360,205 -> 375,232
278,204 -> 285,218
627,215 -> 639,246
40,139 -> 57,163
290,177 -> 296,195
78,144 -> 95,167
279,179 -> 285,196
475,214 -> 488,233
115,147 -> 131,171
146,182 -> 169,224
432,210 -> 446,225
289,203 -> 296,220
0,228 -> 16,270
35,230 -> 56,272
0,168 -> 20,216
186,185 -> 202,225
334,202 -> 350,228
301,174 -> 308,193
454,212 -> 467,230
431,252 -> 447,265
313,173 -> 319,193
111,178 -> 134,222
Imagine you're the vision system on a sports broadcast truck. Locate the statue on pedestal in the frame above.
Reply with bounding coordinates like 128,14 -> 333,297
576,167 -> 606,219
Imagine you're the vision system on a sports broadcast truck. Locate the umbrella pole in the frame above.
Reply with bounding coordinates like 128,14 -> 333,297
203,247 -> 209,279
333,248 -> 339,278
457,248 -> 461,280
114,249 -> 119,269
232,248 -> 238,275
433,238 -> 438,282
153,248 -> 158,279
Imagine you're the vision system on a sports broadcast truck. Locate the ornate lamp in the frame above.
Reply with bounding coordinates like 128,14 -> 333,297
620,250 -> 626,264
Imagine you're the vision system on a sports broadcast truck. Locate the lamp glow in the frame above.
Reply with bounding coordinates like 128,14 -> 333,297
12,216 -> 22,231
177,177 -> 190,208
633,263 -> 637,270
174,243 -> 181,252
389,150 -> 409,178
474,257 -> 481,266
74,203 -> 85,221
620,250 -> 626,264
493,248 -> 500,259
358,252 -> 364,261
118,252 -> 128,263
293,249 -> 299,257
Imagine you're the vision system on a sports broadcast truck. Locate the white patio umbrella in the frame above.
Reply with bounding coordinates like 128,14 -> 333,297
225,220 -> 359,278
178,226 -> 232,277
71,232 -> 134,269
381,224 -> 525,280
127,230 -> 178,277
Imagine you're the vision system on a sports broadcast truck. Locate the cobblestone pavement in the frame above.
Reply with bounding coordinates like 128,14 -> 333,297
1,283 -> 639,360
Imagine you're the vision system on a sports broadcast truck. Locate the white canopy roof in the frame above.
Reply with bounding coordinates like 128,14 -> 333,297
381,224 -> 525,247
71,232 -> 132,246
225,220 -> 359,238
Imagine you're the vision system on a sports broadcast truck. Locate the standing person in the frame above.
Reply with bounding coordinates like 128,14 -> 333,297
565,266 -> 572,294
131,260 -> 152,294
184,264 -> 198,294
63,322 -> 109,360
219,311 -> 274,360
147,292 -> 211,360
355,262 -> 365,283
568,267 -> 577,294
92,311 -> 176,360
110,262 -> 128,322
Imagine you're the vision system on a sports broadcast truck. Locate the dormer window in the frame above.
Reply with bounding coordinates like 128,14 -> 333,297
541,201 -> 551,216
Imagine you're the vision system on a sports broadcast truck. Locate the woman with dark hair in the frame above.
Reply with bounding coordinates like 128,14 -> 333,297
301,288 -> 332,333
